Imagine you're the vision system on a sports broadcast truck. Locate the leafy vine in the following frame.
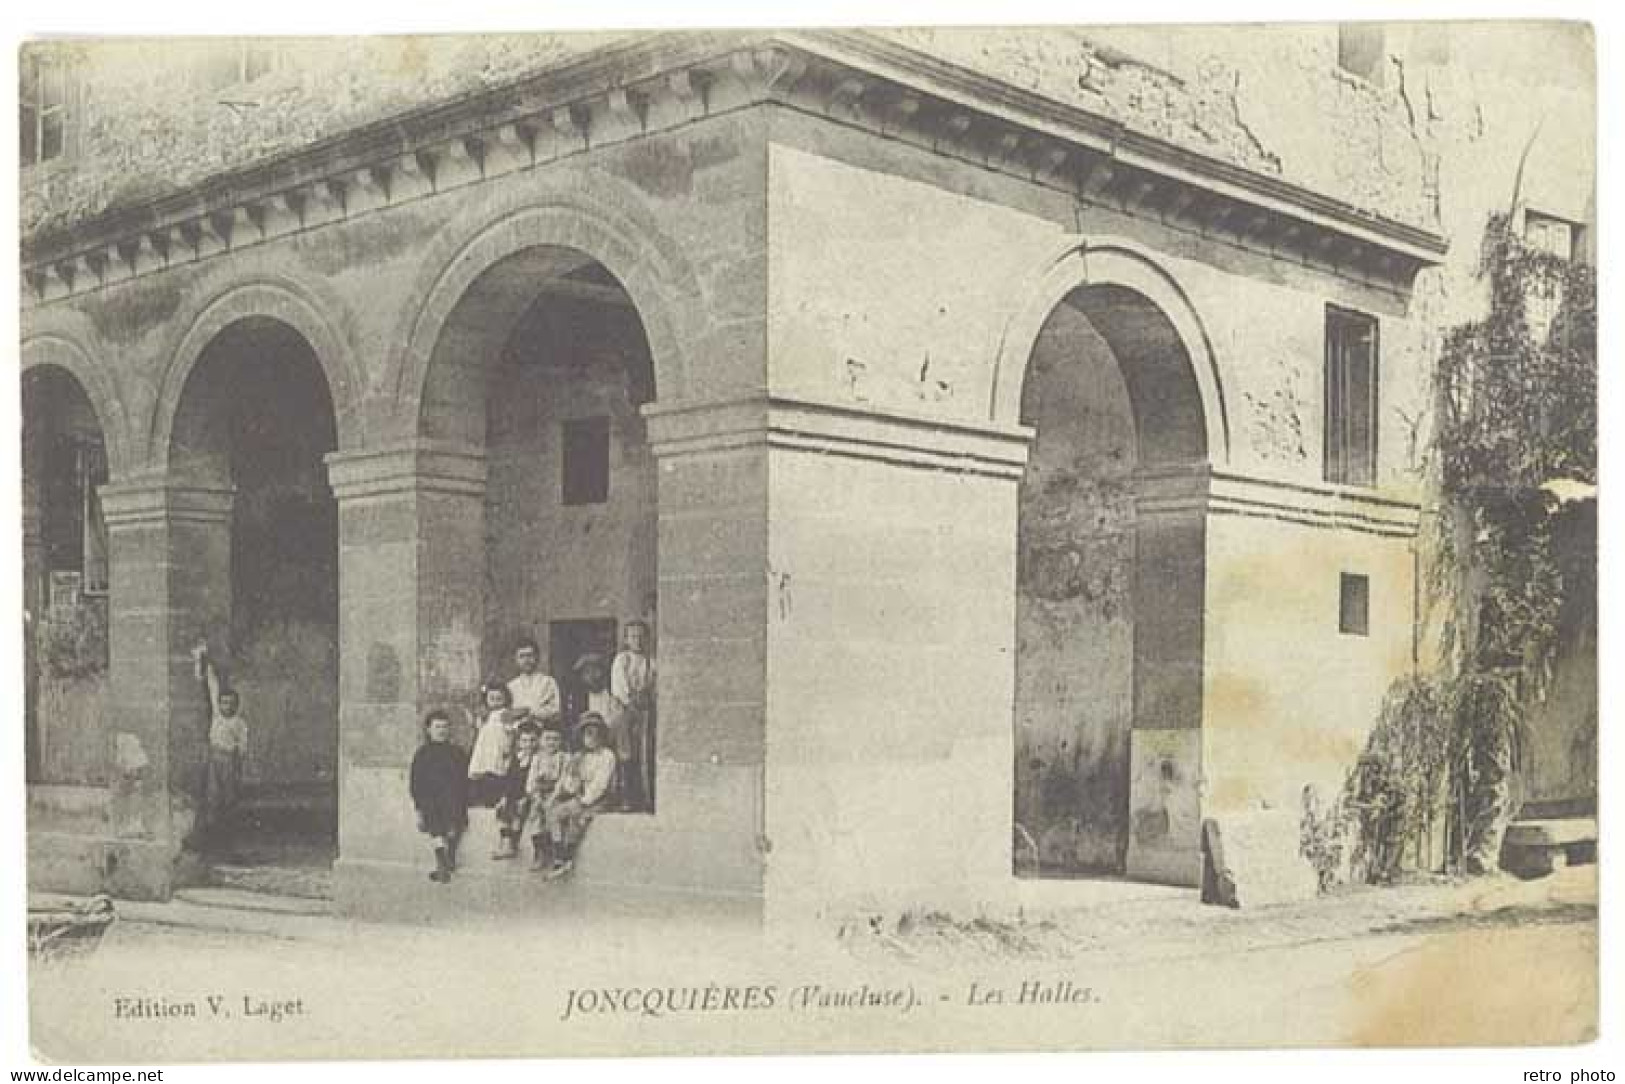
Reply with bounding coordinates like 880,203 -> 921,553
1332,212 -> 1594,882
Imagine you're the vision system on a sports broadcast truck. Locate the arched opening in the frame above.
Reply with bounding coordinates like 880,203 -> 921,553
1014,283 -> 1209,881
21,366 -> 112,787
169,317 -> 339,873
422,247 -> 659,815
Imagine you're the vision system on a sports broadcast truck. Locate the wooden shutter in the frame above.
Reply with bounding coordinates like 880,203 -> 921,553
1325,307 -> 1379,486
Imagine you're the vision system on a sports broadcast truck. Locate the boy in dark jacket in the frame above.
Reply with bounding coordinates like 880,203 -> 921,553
410,709 -> 469,883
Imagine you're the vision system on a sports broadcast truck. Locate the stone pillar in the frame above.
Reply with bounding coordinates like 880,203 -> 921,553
653,396 -> 1031,923
605,399 -> 771,903
324,440 -> 486,910
97,478 -> 235,899
22,439 -> 45,783
1125,464 -> 1209,886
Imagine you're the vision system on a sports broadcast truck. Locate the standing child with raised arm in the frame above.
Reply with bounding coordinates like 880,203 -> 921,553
191,643 -> 248,856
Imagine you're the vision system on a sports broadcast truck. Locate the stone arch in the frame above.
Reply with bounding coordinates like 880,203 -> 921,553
20,332 -> 132,477
1006,236 -> 1218,886
383,178 -> 700,442
21,333 -> 124,788
992,237 -> 1231,465
155,302 -> 344,851
148,277 -> 364,468
379,177 -> 678,814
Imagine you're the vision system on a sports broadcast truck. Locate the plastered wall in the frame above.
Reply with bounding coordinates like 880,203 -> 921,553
1014,302 -> 1138,875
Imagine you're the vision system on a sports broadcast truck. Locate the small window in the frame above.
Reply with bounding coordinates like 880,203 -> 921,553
1522,211 -> 1578,341
1525,210 -> 1577,262
242,44 -> 277,84
1324,306 -> 1380,487
200,43 -> 281,93
561,417 -> 611,506
20,53 -> 69,167
1339,573 -> 1370,637
1337,25 -> 1386,85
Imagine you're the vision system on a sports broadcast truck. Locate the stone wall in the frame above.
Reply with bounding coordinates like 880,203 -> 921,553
878,25 -> 1432,228
483,292 -> 659,691
761,431 -> 1023,921
24,25 -> 1456,244
1201,514 -> 1418,819
1014,302 -> 1138,875
765,106 -> 1428,897
1520,502 -> 1598,810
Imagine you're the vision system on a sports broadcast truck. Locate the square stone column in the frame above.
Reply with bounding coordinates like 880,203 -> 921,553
22,443 -> 45,783
324,441 -> 486,910
649,395 -> 1031,924
1126,465 -> 1210,887
617,400 -> 772,904
94,478 -> 236,899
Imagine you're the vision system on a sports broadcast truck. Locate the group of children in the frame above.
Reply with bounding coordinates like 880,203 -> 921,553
408,623 -> 655,885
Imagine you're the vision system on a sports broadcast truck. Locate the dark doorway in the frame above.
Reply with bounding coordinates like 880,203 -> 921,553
169,317 -> 340,894
550,617 -> 619,723
1013,283 -> 1209,882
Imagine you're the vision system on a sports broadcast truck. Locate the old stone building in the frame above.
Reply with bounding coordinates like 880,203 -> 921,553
19,25 -> 1593,922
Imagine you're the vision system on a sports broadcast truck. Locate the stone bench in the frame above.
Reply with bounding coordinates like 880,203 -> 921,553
1501,817 -> 1597,878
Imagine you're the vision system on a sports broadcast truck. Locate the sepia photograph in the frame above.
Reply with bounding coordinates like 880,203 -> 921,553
9,7 -> 1605,1067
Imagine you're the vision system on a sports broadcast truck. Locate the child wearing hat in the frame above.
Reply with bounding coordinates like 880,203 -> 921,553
572,652 -> 622,721
410,709 -> 469,883
572,651 -> 627,803
541,712 -> 617,878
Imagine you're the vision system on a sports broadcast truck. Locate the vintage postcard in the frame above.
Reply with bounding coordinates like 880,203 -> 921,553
17,20 -> 1598,1062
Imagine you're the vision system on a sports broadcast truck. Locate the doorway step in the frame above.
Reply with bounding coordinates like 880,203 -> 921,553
170,885 -> 331,917
198,781 -> 338,901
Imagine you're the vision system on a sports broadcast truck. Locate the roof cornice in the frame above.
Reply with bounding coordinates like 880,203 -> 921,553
789,31 -> 1447,263
22,29 -> 1446,305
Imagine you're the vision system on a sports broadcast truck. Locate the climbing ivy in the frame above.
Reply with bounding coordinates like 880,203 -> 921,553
1337,213 -> 1595,881
1433,212 -> 1596,689
37,598 -> 110,681
1342,676 -> 1451,883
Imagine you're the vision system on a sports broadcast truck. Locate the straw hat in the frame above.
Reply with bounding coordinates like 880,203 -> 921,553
572,652 -> 608,675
